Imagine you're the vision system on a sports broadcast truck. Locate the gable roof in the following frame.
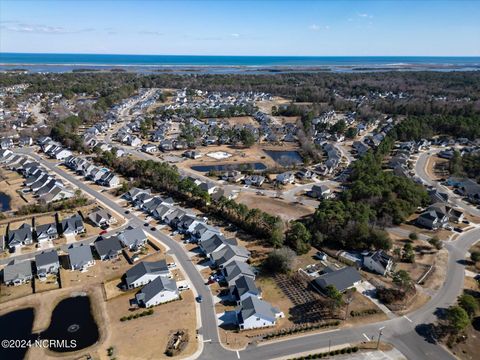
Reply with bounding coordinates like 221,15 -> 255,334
8,223 -> 32,246
135,276 -> 177,304
313,266 -> 361,292
118,227 -> 148,248
231,276 -> 260,299
237,296 -> 279,323
224,261 -> 255,284
3,260 -> 32,283
61,214 -> 84,233
94,236 -> 123,259
67,244 -> 93,268
125,259 -> 169,286
35,250 -> 59,267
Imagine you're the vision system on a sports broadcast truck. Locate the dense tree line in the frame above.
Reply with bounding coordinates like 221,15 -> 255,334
2,71 -> 479,117
301,135 -> 429,252
391,115 -> 480,141
98,151 -> 283,242
449,151 -> 480,182
50,115 -> 89,153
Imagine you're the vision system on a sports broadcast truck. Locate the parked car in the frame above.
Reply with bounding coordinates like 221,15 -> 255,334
178,284 -> 190,291
99,230 -> 108,235
196,295 -> 203,303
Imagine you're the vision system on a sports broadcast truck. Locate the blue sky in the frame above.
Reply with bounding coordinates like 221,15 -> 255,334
1,0 -> 479,56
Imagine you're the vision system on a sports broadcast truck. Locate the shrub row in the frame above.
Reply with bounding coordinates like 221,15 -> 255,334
350,309 -> 380,317
263,321 -> 341,340
120,309 -> 154,321
289,346 -> 359,360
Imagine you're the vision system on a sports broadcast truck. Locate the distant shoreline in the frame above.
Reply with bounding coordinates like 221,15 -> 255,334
1,53 -> 479,74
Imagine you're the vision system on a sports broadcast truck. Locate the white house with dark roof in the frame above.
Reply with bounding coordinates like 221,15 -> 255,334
124,259 -> 170,289
67,244 -> 95,271
35,223 -> 58,243
210,244 -> 250,269
61,214 -> 85,235
362,250 -> 393,276
7,223 -> 33,250
223,260 -> 256,287
135,276 -> 179,307
35,250 -> 60,278
2,260 -> 33,286
88,207 -> 117,228
312,266 -> 361,293
94,235 -> 123,261
118,226 -> 148,251
236,296 -> 284,330
230,276 -> 261,304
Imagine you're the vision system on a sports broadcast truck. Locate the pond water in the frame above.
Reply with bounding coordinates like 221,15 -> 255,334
191,162 -> 267,172
264,150 -> 303,166
0,192 -> 11,211
41,296 -> 99,352
0,308 -> 35,360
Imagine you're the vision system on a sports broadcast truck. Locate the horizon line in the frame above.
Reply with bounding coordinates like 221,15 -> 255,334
1,52 -> 480,58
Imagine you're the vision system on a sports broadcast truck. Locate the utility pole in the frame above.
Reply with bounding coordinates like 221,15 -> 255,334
344,295 -> 353,320
328,339 -> 331,353
377,327 -> 385,350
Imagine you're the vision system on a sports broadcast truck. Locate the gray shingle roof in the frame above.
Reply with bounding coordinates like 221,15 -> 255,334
231,276 -> 260,299
313,266 -> 361,292
94,236 -> 123,259
35,250 -> 59,267
136,276 -> 177,304
118,227 -> 147,248
67,244 -> 93,268
237,296 -> 279,324
125,260 -> 169,287
3,260 -> 33,283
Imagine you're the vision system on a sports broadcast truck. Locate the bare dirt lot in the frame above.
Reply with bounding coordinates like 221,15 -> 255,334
236,192 -> 314,221
102,290 -> 197,359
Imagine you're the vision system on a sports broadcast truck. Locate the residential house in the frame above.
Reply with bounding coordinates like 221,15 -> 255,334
67,244 -> 95,271
199,182 -> 217,194
230,276 -> 261,304
362,250 -> 393,276
223,260 -> 256,287
124,260 -> 170,289
210,244 -> 250,269
118,227 -> 148,251
35,250 -> 60,278
459,179 -> 480,204
312,266 -> 362,293
307,184 -> 332,199
88,207 -> 117,228
244,175 -> 265,187
94,235 -> 123,261
135,276 -> 179,307
276,172 -> 295,185
236,296 -> 284,330
7,223 -> 33,250
35,223 -> 58,243
61,214 -> 85,235
2,260 -> 33,285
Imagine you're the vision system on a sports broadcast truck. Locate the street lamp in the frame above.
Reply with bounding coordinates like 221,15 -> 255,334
377,326 -> 385,350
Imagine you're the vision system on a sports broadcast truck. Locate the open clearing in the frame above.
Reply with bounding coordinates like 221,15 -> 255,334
236,192 -> 314,221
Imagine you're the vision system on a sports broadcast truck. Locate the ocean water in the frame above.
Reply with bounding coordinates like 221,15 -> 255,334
1,53 -> 479,73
